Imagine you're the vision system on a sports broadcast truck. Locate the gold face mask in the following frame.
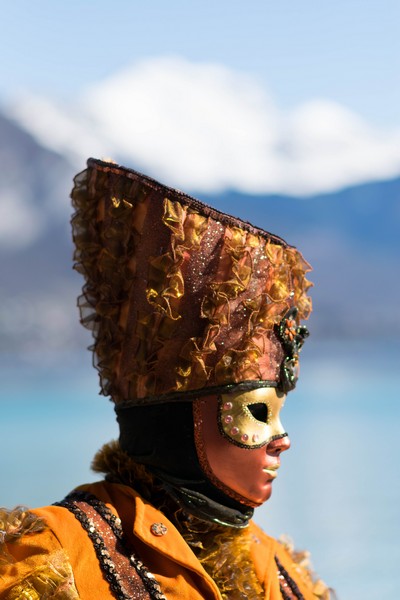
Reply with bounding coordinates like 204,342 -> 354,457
218,387 -> 287,448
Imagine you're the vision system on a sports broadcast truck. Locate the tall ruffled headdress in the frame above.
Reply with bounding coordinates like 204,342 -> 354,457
71,158 -> 312,407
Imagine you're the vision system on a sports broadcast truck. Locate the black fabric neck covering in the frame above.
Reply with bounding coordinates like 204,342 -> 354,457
115,402 -> 254,528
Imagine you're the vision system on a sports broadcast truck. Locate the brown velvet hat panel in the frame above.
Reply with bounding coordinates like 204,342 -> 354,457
71,159 -> 312,406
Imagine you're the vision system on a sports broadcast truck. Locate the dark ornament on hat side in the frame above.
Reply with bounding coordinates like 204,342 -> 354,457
275,307 -> 310,394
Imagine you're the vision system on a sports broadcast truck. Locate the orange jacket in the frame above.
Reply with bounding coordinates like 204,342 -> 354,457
0,481 -> 328,599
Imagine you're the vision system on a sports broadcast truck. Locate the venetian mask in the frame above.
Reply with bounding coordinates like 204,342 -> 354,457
193,387 -> 291,507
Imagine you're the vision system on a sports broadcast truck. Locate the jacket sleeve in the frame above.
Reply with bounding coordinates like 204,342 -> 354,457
0,506 -> 79,600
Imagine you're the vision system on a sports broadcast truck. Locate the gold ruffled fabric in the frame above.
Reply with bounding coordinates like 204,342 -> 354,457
0,507 -> 46,564
4,550 -> 80,600
0,508 -> 79,599
71,159 -> 312,404
182,520 -> 264,600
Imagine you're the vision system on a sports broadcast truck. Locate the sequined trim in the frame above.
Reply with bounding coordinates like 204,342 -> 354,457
275,556 -> 305,600
54,492 -> 166,600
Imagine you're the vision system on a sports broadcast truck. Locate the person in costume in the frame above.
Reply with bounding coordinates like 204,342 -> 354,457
0,159 -> 332,600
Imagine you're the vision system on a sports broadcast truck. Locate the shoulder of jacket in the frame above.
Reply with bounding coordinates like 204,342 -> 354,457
276,535 -> 333,600
248,519 -> 278,548
0,505 -> 80,600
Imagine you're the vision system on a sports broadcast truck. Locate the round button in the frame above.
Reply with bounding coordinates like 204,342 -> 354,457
150,522 -> 168,536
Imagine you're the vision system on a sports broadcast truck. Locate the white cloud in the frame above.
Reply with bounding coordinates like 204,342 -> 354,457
81,57 -> 283,193
0,187 -> 44,249
8,56 -> 400,195
283,100 -> 400,193
7,95 -> 109,166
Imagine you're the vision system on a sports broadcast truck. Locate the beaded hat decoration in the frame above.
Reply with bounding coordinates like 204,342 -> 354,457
71,159 -> 312,407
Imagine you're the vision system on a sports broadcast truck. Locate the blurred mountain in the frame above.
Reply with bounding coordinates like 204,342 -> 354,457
0,110 -> 398,362
0,111 -> 84,360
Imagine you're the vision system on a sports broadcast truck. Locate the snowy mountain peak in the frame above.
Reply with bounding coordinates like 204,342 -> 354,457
6,56 -> 400,197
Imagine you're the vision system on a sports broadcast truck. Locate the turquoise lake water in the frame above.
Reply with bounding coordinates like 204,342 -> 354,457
1,339 -> 399,599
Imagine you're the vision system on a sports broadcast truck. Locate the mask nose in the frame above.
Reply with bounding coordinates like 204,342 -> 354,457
267,433 -> 291,456
269,414 -> 287,443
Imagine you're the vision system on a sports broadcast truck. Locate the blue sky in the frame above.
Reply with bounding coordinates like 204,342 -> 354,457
1,1 -> 399,197
2,0 -> 399,128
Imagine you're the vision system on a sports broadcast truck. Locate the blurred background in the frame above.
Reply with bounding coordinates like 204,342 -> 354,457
1,2 -> 399,598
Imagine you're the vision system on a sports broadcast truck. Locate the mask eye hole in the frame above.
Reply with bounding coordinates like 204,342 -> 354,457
248,402 -> 268,423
